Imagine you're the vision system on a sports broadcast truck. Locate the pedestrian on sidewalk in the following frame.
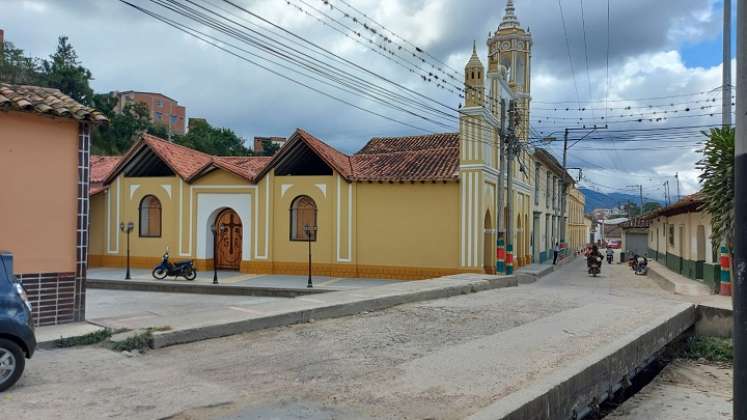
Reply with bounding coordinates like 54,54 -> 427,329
553,242 -> 560,265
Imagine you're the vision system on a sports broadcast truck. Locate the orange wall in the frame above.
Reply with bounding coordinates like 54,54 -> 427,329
0,111 -> 79,273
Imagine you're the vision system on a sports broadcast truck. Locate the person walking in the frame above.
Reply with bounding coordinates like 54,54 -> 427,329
552,242 -> 560,265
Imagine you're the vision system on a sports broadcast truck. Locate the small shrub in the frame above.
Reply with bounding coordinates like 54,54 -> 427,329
680,336 -> 733,363
110,330 -> 153,353
55,329 -> 112,348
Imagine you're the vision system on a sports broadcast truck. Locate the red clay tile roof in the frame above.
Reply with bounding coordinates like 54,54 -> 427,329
352,133 -> 460,182
212,156 -> 273,181
358,133 -> 459,154
90,155 -> 122,196
296,129 -> 354,179
142,134 -> 214,180
256,130 -> 462,183
0,83 -> 107,123
91,156 -> 122,184
646,192 -> 705,219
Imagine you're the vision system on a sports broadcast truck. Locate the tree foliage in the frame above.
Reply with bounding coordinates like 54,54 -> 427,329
174,119 -> 251,156
91,101 -> 153,155
259,139 -> 280,156
41,36 -> 95,106
696,127 -> 735,249
642,202 -> 662,215
0,40 -> 44,85
2,34 -> 252,157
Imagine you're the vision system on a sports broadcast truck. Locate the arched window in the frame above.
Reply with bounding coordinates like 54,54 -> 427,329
290,195 -> 317,241
139,195 -> 162,237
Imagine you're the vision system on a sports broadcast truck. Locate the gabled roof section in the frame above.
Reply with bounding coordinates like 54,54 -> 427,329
104,134 -> 214,184
255,129 -> 354,181
0,83 -> 108,123
90,155 -> 121,196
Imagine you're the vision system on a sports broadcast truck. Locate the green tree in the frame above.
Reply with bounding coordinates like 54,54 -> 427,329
696,127 -> 735,250
0,39 -> 44,85
92,101 -> 152,155
259,139 -> 280,156
41,36 -> 94,105
175,119 -> 251,156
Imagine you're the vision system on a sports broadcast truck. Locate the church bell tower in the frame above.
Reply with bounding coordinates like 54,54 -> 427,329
488,0 -> 532,138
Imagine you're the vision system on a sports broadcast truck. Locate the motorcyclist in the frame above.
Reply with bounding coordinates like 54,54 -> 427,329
605,248 -> 614,264
587,245 -> 604,269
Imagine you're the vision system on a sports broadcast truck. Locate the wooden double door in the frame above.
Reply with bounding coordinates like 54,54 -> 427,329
215,209 -> 242,270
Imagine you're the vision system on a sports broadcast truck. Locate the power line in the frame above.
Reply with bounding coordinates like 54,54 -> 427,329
558,0 -> 582,111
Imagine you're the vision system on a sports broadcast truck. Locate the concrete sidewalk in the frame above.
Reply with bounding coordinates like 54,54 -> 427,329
147,273 -> 517,348
647,260 -> 715,297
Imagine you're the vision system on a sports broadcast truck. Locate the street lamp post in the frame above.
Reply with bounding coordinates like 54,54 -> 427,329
304,224 -> 318,288
119,222 -> 134,280
211,224 -> 226,285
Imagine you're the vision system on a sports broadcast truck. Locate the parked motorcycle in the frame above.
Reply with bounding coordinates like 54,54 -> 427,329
152,251 -> 197,280
588,256 -> 602,277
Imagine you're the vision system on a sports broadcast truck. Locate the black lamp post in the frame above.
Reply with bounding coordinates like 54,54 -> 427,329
304,224 -> 318,288
119,222 -> 134,280
211,223 -> 226,285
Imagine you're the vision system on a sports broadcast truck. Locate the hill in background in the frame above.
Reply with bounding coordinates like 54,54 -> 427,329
579,188 -> 665,214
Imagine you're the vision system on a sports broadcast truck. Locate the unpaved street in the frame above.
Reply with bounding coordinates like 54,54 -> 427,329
3,260 -> 690,419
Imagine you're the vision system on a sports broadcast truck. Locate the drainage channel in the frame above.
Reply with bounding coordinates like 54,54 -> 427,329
584,333 -> 688,420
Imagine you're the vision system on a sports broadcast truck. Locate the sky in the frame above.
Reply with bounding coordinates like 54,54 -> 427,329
1,0 -> 736,201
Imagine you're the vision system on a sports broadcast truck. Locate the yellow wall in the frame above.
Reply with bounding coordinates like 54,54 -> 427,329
0,111 -> 79,273
356,182 -> 460,269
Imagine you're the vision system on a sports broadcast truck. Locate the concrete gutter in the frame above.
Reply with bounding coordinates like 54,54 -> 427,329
87,278 -> 328,298
468,303 -> 696,420
149,274 -> 517,349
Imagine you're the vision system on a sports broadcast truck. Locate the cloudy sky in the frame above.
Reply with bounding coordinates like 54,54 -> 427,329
2,0 -> 735,200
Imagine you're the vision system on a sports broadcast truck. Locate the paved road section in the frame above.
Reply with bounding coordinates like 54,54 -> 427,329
2,259 -> 696,420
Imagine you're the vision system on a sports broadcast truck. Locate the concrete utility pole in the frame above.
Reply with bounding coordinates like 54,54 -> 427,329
560,128 -> 569,243
733,0 -> 746,417
725,0 -> 733,128
505,100 -> 517,274
675,173 -> 681,202
496,99 -> 507,273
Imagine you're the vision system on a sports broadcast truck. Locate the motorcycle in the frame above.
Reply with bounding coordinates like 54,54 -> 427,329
588,256 -> 602,277
152,251 -> 197,280
606,253 -> 614,264
634,257 -> 648,276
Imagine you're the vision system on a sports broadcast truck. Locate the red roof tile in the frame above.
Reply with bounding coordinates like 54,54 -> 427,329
91,156 -> 121,184
352,136 -> 460,182
0,83 -> 107,123
296,129 -> 354,179
143,134 -> 213,180
212,156 -> 273,181
358,133 -> 459,154
646,192 -> 705,219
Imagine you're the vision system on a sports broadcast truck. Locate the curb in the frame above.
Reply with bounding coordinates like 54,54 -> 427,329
516,254 -> 577,284
150,275 -> 518,349
87,278 -> 328,298
467,303 -> 696,420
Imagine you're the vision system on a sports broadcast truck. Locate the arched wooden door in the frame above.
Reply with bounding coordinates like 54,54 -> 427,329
215,209 -> 242,270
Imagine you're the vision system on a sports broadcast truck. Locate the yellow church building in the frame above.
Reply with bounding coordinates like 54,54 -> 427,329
88,1 -> 574,279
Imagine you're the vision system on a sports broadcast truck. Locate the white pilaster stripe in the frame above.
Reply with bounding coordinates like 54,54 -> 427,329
461,173 -> 466,266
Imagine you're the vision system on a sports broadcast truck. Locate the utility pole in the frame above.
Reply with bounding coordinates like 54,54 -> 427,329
675,173 -> 681,202
663,181 -> 670,206
505,100 -> 517,275
496,99 -> 507,274
560,128 -> 569,243
725,0 -> 733,128
626,185 -> 644,216
733,0 -> 746,417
